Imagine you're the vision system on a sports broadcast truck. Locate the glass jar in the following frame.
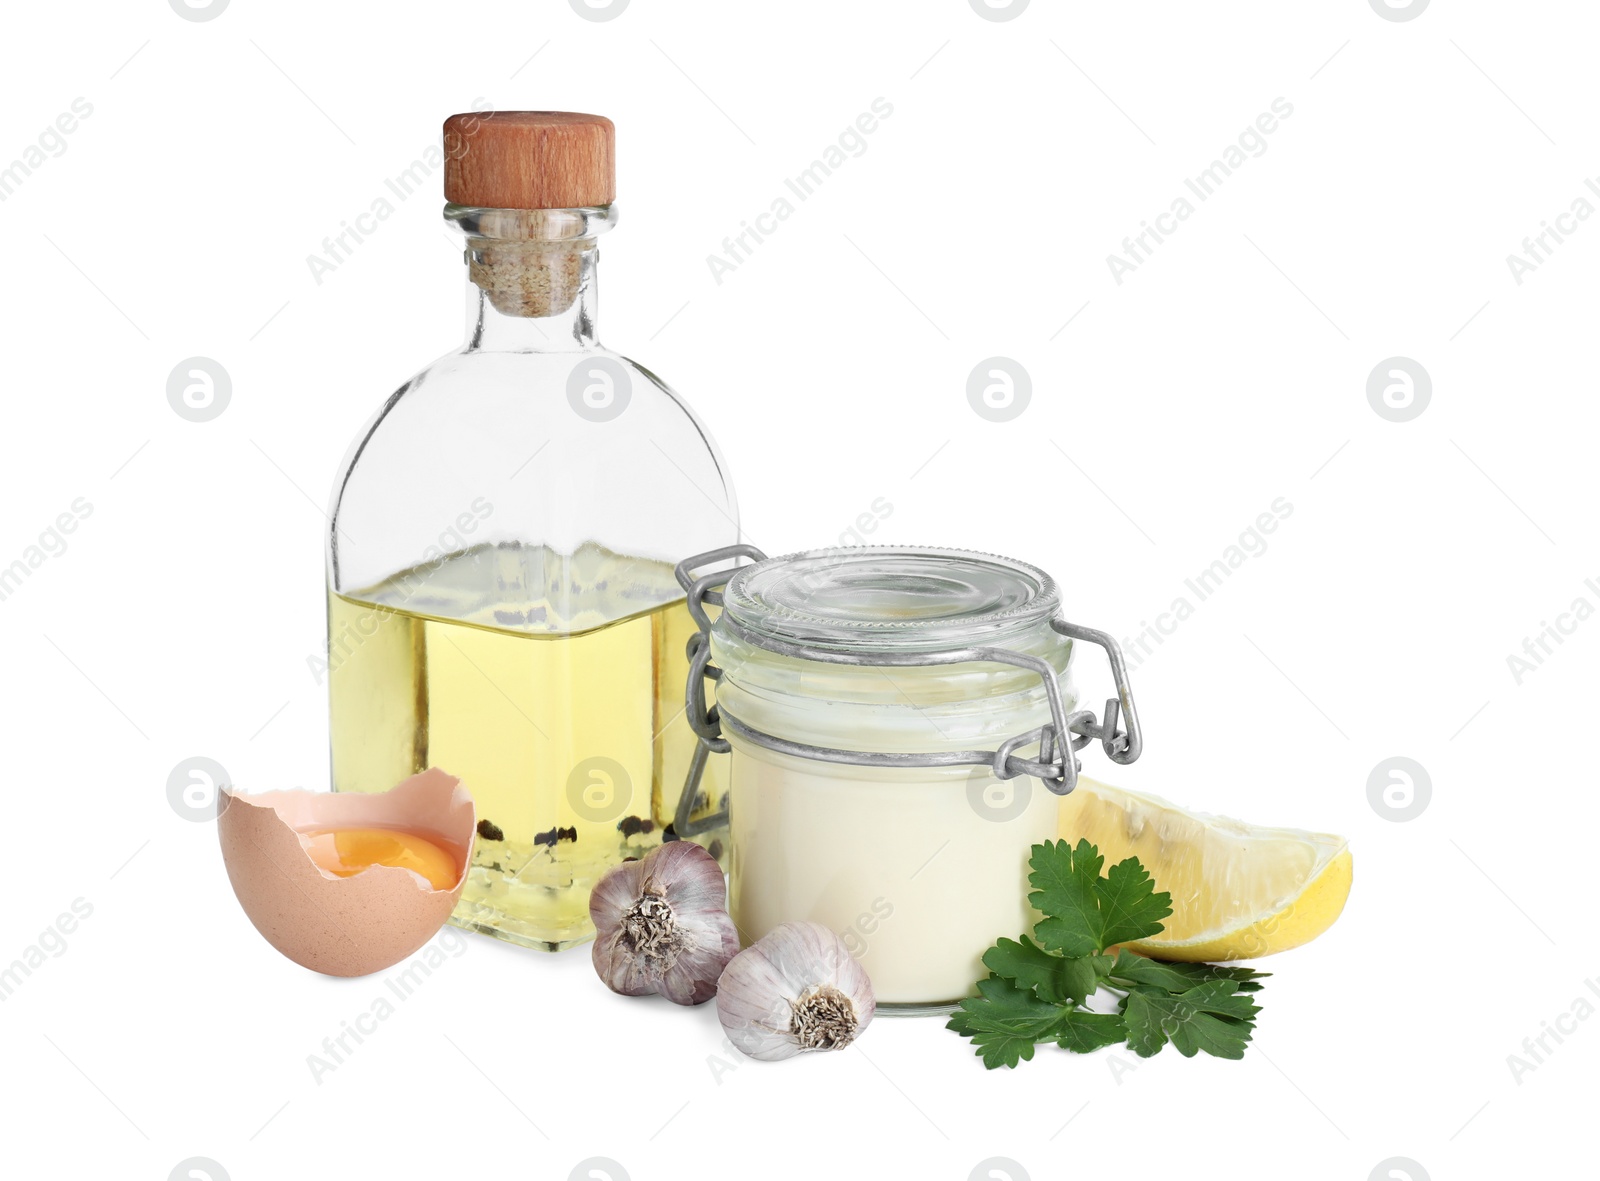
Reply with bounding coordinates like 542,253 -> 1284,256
325,113 -> 738,952
676,545 -> 1141,1011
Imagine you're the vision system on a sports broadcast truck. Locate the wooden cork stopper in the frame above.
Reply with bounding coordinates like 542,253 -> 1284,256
470,240 -> 584,318
443,112 -> 615,210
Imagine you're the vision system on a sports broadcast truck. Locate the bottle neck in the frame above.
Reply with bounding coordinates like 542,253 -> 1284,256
446,204 -> 617,354
465,240 -> 600,352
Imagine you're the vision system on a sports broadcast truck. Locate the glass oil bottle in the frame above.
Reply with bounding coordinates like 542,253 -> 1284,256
325,112 -> 738,950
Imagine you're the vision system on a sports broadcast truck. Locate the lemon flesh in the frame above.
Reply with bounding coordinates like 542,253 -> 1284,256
1058,777 -> 1351,961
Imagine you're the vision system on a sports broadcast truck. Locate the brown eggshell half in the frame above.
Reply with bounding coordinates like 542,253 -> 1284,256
218,768 -> 476,977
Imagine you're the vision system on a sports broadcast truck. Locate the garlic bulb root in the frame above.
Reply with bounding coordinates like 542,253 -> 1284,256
791,985 -> 857,1050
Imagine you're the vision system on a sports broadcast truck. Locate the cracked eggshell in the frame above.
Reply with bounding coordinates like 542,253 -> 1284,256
218,768 -> 475,977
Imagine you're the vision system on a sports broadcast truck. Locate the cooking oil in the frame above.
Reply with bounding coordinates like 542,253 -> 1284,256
328,542 -> 725,950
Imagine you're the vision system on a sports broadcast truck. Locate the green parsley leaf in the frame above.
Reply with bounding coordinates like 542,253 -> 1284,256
1057,954 -> 1100,1008
946,977 -> 1067,1069
945,1007 -> 978,1039
1027,839 -> 1107,957
1122,980 -> 1261,1060
982,936 -> 1097,1005
983,936 -> 1060,997
948,839 -> 1272,1069
1105,948 -> 1270,995
1029,840 -> 1173,956
1095,856 -> 1175,950
1053,1008 -> 1127,1054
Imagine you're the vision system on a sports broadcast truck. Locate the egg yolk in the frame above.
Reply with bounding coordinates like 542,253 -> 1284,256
301,828 -> 458,891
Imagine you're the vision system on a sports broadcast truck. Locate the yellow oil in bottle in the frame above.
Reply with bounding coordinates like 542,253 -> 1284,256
327,543 -> 725,950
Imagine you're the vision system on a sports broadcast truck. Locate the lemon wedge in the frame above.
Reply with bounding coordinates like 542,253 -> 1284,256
1058,777 -> 1351,961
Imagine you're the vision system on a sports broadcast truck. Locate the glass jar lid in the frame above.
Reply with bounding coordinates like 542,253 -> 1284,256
670,541 -> 1145,836
720,546 -> 1061,655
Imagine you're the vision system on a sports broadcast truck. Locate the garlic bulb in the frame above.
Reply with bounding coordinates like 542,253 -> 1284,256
716,921 -> 876,1061
589,841 -> 738,1005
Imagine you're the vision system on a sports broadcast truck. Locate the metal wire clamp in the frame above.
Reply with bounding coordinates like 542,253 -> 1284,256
667,545 -> 1143,838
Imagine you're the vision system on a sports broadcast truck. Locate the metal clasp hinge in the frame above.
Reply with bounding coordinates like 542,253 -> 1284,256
668,545 -> 766,837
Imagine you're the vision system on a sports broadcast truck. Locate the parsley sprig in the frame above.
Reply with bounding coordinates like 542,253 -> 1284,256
947,839 -> 1268,1069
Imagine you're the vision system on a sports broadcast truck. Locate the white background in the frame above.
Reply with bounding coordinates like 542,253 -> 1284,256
1,1 -> 1593,1178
